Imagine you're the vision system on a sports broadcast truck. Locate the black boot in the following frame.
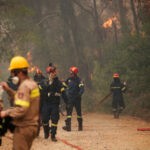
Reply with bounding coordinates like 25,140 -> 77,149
113,111 -> 119,119
51,134 -> 57,142
43,124 -> 49,139
78,118 -> 83,131
62,119 -> 71,131
116,111 -> 119,118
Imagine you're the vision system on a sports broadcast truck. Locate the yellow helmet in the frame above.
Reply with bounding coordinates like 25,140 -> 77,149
9,56 -> 29,70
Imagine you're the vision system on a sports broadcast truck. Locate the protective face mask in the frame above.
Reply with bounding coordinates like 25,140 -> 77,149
12,76 -> 19,85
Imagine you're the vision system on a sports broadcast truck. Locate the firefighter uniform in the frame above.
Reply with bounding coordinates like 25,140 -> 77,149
42,76 -> 65,141
0,101 -> 15,146
0,56 -> 40,149
0,80 -> 15,146
4,78 -> 40,150
34,72 -> 47,136
110,73 -> 126,118
34,73 -> 47,114
63,67 -> 84,131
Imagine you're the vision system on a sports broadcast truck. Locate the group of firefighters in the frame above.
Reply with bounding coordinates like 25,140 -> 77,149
34,62 -> 84,141
0,55 -> 126,150
0,55 -> 85,149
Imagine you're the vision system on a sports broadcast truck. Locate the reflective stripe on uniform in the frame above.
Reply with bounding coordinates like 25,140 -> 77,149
61,87 -> 65,92
43,123 -> 49,126
30,88 -> 40,98
77,116 -> 82,119
111,87 -> 120,89
51,123 -> 57,127
62,82 -> 68,88
15,99 -> 30,107
38,85 -> 42,90
67,116 -> 72,118
79,83 -> 84,87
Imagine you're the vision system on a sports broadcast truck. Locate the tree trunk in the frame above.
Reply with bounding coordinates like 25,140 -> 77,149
130,0 -> 139,35
93,0 -> 104,43
59,0 -> 92,88
117,0 -> 129,35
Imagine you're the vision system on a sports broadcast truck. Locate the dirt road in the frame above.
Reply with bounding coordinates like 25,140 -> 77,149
1,113 -> 150,150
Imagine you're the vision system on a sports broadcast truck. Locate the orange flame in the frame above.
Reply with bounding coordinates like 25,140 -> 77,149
102,17 -> 118,29
26,51 -> 41,74
26,51 -> 32,62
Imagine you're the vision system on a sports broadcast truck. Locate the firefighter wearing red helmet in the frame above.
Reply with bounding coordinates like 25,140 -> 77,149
46,66 -> 56,74
70,66 -> 79,74
110,73 -> 126,118
63,66 -> 84,131
113,73 -> 119,78
41,64 -> 67,141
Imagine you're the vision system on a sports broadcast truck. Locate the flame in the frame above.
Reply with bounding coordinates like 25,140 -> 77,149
102,17 -> 118,29
26,51 -> 42,74
26,51 -> 32,62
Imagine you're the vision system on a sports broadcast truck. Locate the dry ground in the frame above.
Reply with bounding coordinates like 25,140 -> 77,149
1,113 -> 150,150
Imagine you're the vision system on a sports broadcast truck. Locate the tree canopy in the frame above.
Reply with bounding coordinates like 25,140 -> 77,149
0,0 -> 150,120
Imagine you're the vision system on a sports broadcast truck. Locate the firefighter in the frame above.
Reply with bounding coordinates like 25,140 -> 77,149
42,65 -> 66,142
0,76 -> 15,146
33,68 -> 47,136
33,68 -> 47,114
62,66 -> 84,132
0,56 -> 40,150
110,73 -> 126,118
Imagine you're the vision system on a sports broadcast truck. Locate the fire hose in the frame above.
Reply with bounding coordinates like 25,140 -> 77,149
137,128 -> 150,131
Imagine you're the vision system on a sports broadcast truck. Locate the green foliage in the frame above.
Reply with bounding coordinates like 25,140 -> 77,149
92,61 -> 111,94
0,0 -> 39,62
91,30 -> 150,119
82,89 -> 95,112
0,0 -> 149,120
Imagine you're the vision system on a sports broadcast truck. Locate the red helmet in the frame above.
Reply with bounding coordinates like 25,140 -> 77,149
36,68 -> 42,74
113,73 -> 119,78
70,66 -> 78,74
46,66 -> 56,74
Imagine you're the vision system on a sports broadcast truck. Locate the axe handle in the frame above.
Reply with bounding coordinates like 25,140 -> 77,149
98,92 -> 112,105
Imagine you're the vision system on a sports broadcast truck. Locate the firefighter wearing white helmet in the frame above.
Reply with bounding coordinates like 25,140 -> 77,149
0,56 -> 40,150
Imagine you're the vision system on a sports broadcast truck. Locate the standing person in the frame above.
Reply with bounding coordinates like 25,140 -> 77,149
0,56 -> 40,150
33,68 -> 47,114
62,66 -> 84,132
42,65 -> 66,142
110,73 -> 126,118
33,68 -> 47,136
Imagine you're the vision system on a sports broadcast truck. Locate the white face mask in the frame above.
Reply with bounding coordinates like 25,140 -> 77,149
12,76 -> 19,85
